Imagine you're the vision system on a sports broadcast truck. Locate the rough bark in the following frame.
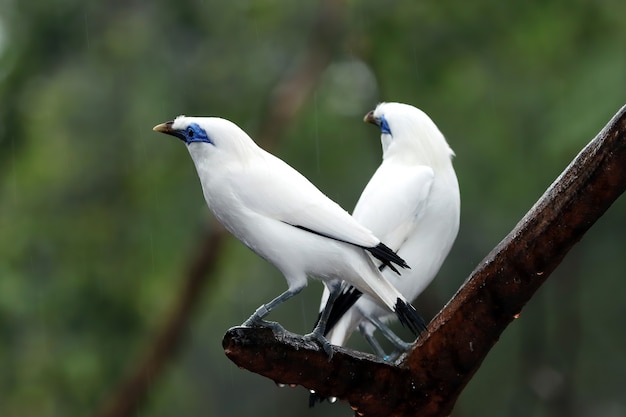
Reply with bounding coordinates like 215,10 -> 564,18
223,104 -> 626,417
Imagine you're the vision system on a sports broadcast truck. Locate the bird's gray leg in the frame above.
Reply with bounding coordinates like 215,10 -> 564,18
368,315 -> 413,354
304,281 -> 342,358
242,286 -> 303,332
358,323 -> 388,359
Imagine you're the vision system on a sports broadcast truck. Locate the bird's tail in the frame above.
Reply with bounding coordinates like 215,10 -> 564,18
366,243 -> 409,275
395,298 -> 428,336
316,286 -> 362,336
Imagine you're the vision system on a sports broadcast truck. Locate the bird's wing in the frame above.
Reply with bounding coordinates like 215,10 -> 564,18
353,163 -> 435,252
231,153 -> 380,248
316,164 -> 433,334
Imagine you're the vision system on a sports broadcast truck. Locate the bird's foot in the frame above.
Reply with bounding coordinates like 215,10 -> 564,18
241,314 -> 286,334
383,351 -> 400,362
241,312 -> 262,327
391,340 -> 413,353
303,330 -> 334,359
384,341 -> 413,361
242,304 -> 271,326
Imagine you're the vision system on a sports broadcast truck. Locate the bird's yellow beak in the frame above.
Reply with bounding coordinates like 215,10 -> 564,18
153,121 -> 175,134
363,110 -> 376,124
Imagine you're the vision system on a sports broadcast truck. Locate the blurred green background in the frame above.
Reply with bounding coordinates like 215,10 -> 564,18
1,0 -> 625,416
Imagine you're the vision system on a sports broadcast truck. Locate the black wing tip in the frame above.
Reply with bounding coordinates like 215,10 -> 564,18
288,225 -> 409,276
395,298 -> 428,336
367,243 -> 410,275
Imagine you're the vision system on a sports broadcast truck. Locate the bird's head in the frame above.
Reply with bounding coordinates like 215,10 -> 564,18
153,116 -> 259,163
153,116 -> 214,145
364,102 -> 455,166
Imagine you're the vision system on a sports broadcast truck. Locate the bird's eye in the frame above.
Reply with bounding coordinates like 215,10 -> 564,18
187,128 -> 194,138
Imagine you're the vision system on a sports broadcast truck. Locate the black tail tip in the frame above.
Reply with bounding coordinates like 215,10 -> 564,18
395,298 -> 428,336
368,243 -> 410,275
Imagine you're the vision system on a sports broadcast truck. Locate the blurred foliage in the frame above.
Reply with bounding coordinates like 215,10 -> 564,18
0,0 -> 625,416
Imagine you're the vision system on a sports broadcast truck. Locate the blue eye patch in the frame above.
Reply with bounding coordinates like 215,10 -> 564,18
184,123 -> 213,145
379,115 -> 392,135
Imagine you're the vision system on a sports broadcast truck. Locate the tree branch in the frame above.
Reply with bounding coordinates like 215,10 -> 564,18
223,104 -> 626,417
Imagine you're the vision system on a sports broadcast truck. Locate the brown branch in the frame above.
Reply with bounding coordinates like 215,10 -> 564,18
223,104 -> 626,417
92,1 -> 346,417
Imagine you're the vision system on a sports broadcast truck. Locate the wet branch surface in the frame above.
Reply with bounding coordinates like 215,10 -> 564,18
223,104 -> 626,417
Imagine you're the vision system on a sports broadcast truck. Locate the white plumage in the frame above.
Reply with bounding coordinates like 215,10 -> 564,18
153,115 -> 425,355
319,102 -> 460,357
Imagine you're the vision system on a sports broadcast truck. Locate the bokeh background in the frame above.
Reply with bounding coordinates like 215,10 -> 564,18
1,0 -> 625,416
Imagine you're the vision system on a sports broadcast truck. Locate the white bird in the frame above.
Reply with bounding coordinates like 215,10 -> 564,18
152,115 -> 426,356
316,102 -> 460,359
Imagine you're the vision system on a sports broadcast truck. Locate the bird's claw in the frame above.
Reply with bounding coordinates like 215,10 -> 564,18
392,340 -> 413,353
241,315 -> 287,334
384,341 -> 413,361
303,331 -> 334,359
